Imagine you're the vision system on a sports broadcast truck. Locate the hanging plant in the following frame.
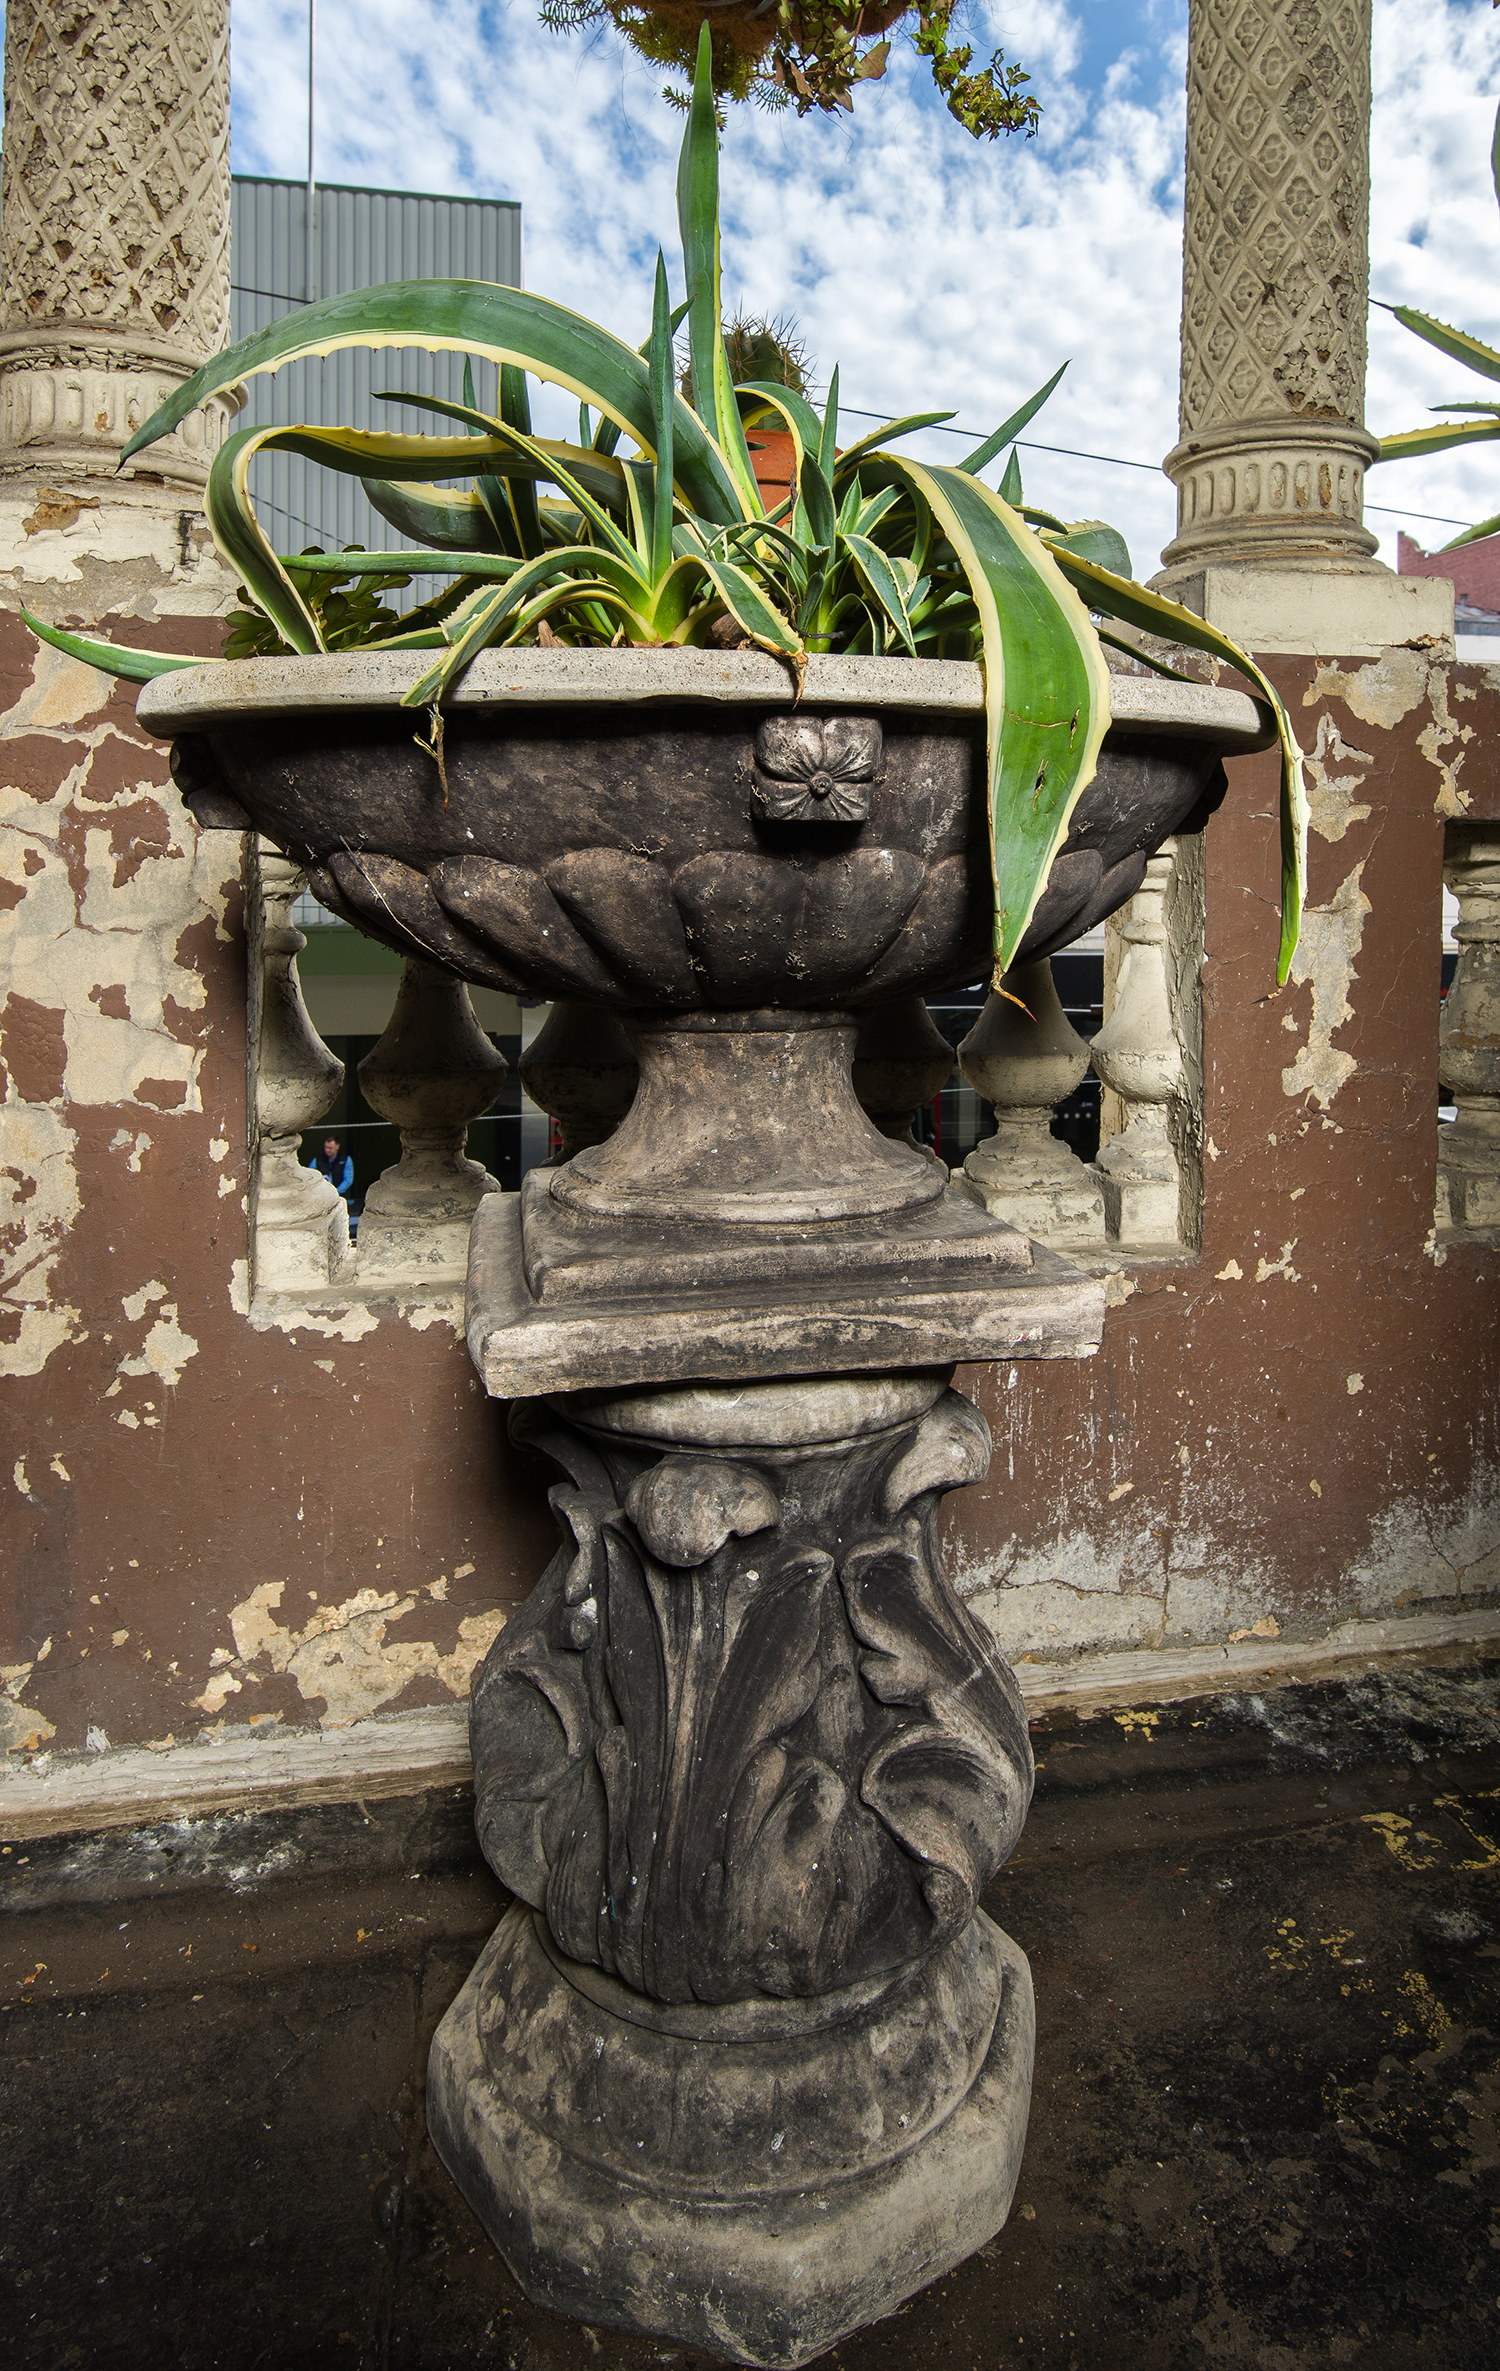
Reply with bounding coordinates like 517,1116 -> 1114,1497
539,0 -> 1041,139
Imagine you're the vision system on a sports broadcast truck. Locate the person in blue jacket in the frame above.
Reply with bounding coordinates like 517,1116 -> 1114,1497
308,1134 -> 354,1200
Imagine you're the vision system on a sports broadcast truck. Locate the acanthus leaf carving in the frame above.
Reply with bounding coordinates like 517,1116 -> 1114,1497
472,1389 -> 1031,2006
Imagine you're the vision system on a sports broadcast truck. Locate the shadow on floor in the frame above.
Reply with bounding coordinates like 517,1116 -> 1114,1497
3,1661 -> 1499,2371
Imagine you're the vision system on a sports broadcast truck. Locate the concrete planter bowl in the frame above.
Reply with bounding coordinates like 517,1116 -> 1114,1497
144,645 -> 1267,1006
140,647 -> 1271,1391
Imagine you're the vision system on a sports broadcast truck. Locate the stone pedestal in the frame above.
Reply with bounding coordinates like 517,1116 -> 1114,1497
429,1369 -> 1039,2367
467,1009 -> 1102,1397
135,649 -> 1273,2361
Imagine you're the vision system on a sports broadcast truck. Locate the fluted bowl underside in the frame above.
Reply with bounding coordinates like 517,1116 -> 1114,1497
142,650 -> 1274,1009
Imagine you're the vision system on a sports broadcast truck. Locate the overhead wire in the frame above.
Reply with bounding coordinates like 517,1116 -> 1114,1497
831,401 -> 1480,531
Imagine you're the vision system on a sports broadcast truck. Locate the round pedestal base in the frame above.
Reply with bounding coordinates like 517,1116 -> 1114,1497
427,1902 -> 1034,2369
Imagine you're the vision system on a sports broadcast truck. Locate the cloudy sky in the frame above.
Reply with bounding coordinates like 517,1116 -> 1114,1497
2,1 -> 1494,568
218,0 -> 1500,574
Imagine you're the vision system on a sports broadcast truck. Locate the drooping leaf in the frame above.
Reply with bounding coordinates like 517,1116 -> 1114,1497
1047,550 -> 1305,984
118,278 -> 745,525
871,459 -> 1110,975
20,607 -> 207,683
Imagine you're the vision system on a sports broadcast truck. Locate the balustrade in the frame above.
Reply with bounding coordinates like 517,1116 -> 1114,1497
1438,824 -> 1500,1234
954,962 -> 1106,1249
355,959 -> 509,1283
852,996 -> 954,1170
517,1002 -> 639,1163
247,871 -> 518,1299
248,846 -> 351,1295
1091,837 -> 1203,1255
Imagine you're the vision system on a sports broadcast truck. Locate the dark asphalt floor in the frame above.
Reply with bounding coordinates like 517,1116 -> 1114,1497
3,1659 -> 1498,2371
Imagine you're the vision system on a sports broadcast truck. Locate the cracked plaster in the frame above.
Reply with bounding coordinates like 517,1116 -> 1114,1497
1305,652 -> 1474,819
205,1578 -> 509,1729
1280,860 -> 1370,1110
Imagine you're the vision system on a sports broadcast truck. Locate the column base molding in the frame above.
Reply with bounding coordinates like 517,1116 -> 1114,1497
429,1903 -> 1033,2371
1160,416 -> 1380,577
0,340 -> 240,489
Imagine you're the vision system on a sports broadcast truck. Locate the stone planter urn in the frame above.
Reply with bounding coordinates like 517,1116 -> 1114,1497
142,646 -> 1268,2367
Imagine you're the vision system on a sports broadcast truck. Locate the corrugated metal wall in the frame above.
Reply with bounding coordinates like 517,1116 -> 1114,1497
229,178 -> 522,584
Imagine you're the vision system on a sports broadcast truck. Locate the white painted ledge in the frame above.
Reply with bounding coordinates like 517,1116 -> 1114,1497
4,1605 -> 1497,1841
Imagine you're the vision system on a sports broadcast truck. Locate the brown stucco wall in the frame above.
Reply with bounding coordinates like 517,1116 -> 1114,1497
1,610 -> 553,1759
3,619 -> 1497,1760
948,649 -> 1500,1659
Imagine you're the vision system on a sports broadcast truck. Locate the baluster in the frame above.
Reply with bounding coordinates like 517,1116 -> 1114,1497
1438,824 -> 1500,1232
355,959 -> 509,1282
1089,846 -> 1191,1252
518,1001 -> 639,1165
852,996 -> 954,1172
953,960 -> 1105,1248
249,846 -> 351,1295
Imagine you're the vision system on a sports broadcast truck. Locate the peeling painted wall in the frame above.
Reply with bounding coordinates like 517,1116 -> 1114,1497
3,622 -> 1498,1767
946,651 -> 1500,1667
1,599 -> 553,1764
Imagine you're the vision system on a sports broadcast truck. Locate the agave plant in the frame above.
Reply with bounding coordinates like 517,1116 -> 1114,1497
1373,102 -> 1500,551
26,26 -> 1306,985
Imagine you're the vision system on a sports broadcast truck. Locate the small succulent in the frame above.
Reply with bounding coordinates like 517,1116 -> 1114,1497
223,547 -> 413,660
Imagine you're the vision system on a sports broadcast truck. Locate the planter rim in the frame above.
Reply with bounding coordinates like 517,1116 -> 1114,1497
136,647 -> 1275,750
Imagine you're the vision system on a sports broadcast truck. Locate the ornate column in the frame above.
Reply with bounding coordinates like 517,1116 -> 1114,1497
1160,0 -> 1379,581
954,963 -> 1106,1249
248,847 -> 351,1296
1438,827 -> 1500,1234
355,961 -> 509,1284
0,0 -> 236,491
